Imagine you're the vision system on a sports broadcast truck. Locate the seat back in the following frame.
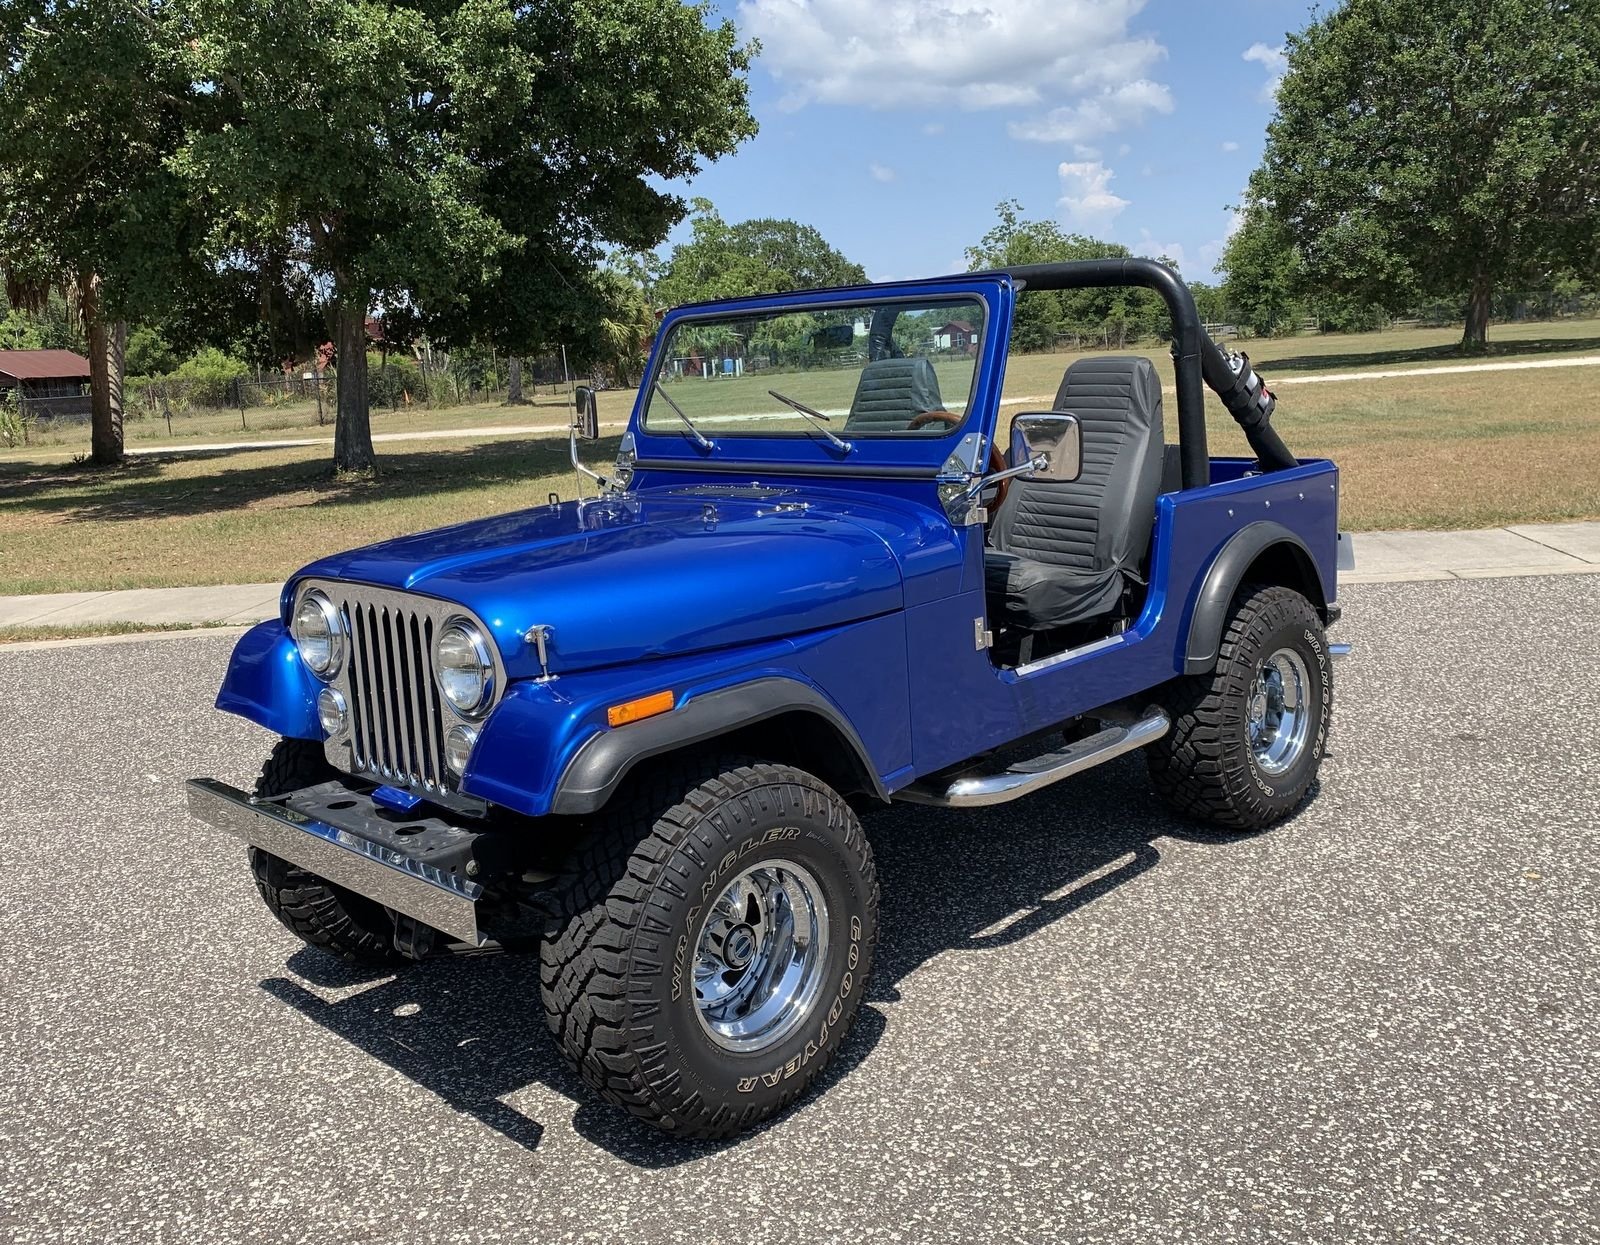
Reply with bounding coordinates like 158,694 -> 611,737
844,356 -> 945,432
989,356 -> 1164,574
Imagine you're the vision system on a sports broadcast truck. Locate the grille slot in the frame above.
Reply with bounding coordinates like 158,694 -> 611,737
336,591 -> 449,792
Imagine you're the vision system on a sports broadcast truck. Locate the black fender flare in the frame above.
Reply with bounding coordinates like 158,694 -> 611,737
549,676 -> 887,815
1182,522 -> 1326,675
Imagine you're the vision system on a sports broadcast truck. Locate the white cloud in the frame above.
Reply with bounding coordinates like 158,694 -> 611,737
1243,42 -> 1287,102
740,1 -> 1172,143
1057,161 -> 1129,232
1073,144 -> 1102,160
1135,230 -> 1186,272
1220,139 -> 1240,152
869,162 -> 897,183
923,122 -> 945,136
1009,79 -> 1173,144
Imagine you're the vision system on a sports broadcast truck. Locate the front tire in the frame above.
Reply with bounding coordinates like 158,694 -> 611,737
247,738 -> 401,965
539,759 -> 879,1138
1148,584 -> 1332,830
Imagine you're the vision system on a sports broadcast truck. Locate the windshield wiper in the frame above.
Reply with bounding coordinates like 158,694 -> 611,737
767,390 -> 853,454
652,380 -> 714,452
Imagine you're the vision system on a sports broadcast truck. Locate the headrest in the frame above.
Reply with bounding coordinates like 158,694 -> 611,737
844,356 -> 945,432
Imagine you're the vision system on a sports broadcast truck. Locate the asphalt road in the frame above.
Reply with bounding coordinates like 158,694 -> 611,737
2,575 -> 1596,1245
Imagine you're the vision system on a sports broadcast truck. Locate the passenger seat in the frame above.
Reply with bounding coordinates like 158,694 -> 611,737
984,356 -> 1164,633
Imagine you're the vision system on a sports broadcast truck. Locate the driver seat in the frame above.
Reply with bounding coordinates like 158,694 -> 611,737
984,356 -> 1164,634
844,357 -> 945,432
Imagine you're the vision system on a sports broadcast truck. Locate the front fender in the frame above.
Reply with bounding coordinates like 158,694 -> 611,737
460,624 -> 905,818
461,669 -> 881,819
215,620 -> 321,739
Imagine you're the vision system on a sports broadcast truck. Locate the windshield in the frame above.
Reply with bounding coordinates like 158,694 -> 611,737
642,297 -> 985,439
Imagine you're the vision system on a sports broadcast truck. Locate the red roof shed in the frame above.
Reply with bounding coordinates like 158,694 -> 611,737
0,349 -> 92,384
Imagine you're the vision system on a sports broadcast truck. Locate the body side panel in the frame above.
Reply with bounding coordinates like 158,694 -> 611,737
906,458 -> 1338,774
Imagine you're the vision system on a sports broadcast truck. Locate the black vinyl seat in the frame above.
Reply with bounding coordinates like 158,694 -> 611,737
844,356 -> 945,433
984,356 -> 1165,633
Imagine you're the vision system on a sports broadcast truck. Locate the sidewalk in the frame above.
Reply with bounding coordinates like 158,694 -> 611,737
3,521 -> 1598,635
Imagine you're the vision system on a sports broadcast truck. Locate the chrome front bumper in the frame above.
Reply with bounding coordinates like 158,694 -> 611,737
185,777 -> 485,945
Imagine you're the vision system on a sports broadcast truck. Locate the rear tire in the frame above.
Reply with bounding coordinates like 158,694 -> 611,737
1148,584 -> 1332,830
539,759 -> 878,1139
247,738 -> 401,966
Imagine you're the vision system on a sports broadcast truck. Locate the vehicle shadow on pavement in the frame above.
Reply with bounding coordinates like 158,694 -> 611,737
257,753 -> 1295,1168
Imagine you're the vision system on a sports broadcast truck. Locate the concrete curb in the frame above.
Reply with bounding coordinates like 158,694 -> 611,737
0,625 -> 251,653
3,521 -> 1597,639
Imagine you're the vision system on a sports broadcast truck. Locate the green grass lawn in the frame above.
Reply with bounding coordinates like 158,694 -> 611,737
2,317 -> 1598,596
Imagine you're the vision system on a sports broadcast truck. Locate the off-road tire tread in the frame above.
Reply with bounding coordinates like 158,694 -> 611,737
1148,583 -> 1329,830
248,738 -> 401,965
537,756 -> 878,1139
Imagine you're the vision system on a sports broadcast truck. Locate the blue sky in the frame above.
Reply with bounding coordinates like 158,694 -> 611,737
662,0 -> 1321,282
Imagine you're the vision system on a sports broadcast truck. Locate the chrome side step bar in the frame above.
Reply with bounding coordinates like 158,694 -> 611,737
1329,642 -> 1352,659
895,709 -> 1171,809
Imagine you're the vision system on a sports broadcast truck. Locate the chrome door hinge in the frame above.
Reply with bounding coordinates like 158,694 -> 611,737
974,618 -> 993,651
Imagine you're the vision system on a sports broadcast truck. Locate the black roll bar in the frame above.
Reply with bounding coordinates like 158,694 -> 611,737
1001,259 -> 1298,489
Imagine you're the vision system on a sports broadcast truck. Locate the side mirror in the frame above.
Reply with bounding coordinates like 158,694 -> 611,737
574,386 -> 600,440
1010,412 -> 1082,483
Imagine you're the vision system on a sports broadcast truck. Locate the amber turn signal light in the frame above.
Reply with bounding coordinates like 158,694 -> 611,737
607,689 -> 675,727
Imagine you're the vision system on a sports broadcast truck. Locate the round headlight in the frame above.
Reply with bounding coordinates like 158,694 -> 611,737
444,723 -> 478,774
293,591 -> 344,678
435,620 -> 494,715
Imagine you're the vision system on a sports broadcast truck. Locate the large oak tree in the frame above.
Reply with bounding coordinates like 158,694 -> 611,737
1252,0 -> 1600,350
6,1 -> 754,473
173,0 -> 755,470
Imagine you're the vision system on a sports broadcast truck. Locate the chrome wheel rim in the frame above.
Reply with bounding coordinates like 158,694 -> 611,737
692,858 -> 829,1052
1248,647 -> 1312,776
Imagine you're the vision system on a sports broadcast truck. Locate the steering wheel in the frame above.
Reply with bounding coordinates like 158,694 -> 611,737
907,410 -> 1011,514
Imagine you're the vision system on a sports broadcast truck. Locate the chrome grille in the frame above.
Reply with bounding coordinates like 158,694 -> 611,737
297,580 -> 501,797
346,598 -> 446,790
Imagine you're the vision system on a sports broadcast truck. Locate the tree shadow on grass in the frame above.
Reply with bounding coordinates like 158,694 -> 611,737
258,754 -> 1295,1167
1253,334 -> 1600,375
0,434 -> 623,523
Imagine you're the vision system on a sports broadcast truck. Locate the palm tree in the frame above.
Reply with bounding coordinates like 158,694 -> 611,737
2,264 -> 125,465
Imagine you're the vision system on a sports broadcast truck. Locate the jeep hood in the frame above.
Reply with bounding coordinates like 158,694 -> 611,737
291,491 -> 910,677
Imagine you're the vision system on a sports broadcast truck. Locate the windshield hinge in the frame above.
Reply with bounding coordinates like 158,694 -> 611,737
523,624 -> 556,682
974,618 -> 993,651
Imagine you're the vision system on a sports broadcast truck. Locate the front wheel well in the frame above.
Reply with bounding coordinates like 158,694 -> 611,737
617,710 -> 883,809
715,709 -> 885,804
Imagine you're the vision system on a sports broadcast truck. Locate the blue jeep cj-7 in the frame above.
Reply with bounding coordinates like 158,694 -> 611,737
188,260 -> 1352,1138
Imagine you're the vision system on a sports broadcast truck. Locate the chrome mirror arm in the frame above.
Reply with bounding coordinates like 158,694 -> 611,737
570,423 -> 607,491
962,454 -> 1046,505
